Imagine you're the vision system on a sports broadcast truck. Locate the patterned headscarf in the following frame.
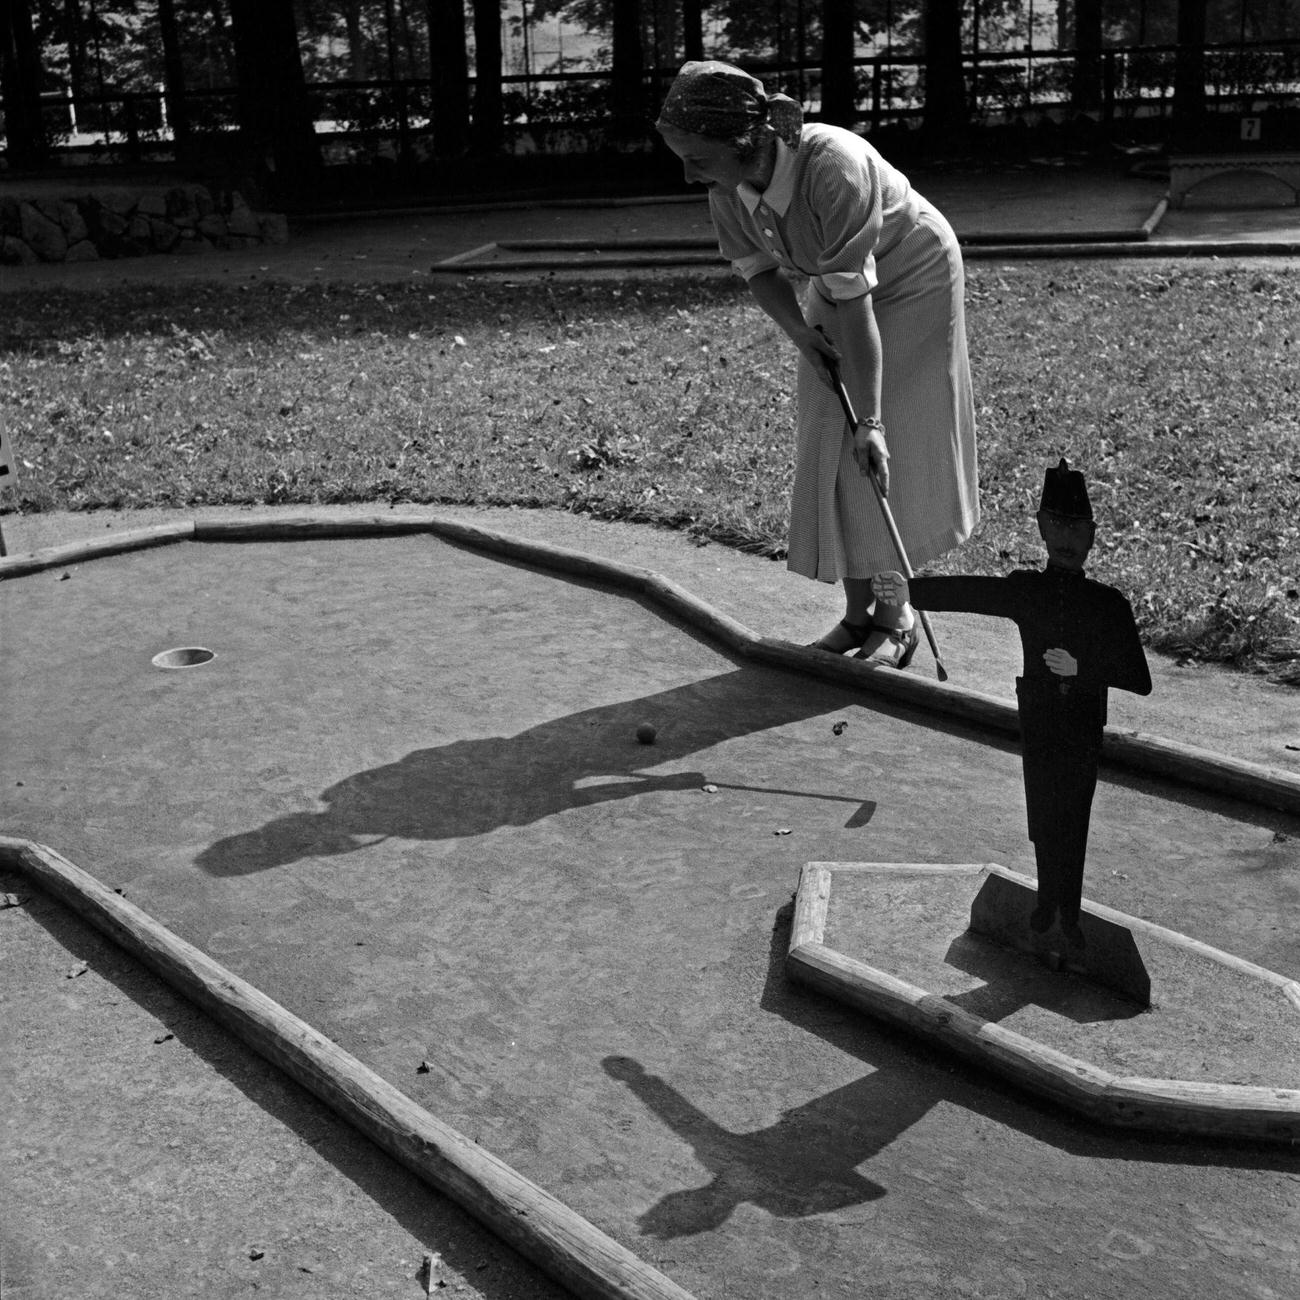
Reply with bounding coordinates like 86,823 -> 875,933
657,60 -> 804,150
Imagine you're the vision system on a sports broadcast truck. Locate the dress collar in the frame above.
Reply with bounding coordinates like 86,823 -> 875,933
738,137 -> 796,215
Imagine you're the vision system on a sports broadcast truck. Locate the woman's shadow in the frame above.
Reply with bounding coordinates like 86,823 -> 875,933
196,664 -> 879,877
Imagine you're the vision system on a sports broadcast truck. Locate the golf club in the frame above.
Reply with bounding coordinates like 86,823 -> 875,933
817,338 -> 949,682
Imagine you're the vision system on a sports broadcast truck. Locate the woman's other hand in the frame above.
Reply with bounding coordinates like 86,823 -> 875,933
853,425 -> 890,495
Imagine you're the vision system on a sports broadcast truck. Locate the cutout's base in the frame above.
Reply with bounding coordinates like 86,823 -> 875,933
969,872 -> 1151,1006
787,862 -> 1300,1141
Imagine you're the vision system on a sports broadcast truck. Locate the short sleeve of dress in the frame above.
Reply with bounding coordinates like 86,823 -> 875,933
708,191 -> 780,282
804,137 -> 882,300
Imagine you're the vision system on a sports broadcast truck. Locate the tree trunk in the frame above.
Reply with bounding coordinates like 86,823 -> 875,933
343,0 -> 369,80
0,0 -> 48,169
64,0 -> 87,106
1172,0 -> 1207,147
610,0 -> 643,138
206,1 -> 238,85
682,0 -> 703,62
470,0 -> 503,154
399,0 -> 416,69
429,0 -> 470,156
227,0 -> 321,196
156,0 -> 192,158
821,0 -> 857,128
1072,0 -> 1103,111
921,0 -> 966,146
383,0 -> 399,76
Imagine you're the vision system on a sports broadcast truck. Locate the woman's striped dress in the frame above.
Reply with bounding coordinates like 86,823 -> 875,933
708,124 -> 979,581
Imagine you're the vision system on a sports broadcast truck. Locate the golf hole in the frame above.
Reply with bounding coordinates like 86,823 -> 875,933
152,647 -> 216,670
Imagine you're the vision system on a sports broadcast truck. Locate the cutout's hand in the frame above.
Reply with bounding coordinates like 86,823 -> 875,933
1043,647 -> 1078,677
871,571 -> 909,606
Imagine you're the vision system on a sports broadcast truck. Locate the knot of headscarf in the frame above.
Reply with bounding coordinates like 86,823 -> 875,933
657,60 -> 803,150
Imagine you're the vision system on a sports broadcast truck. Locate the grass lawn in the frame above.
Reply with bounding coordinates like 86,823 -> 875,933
1,263 -> 1297,680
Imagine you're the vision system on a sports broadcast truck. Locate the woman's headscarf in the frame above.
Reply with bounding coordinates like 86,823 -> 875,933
656,60 -> 804,150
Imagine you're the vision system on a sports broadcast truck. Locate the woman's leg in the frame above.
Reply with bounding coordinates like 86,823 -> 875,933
813,577 -> 916,654
810,577 -> 875,652
855,585 -> 915,660
842,578 -> 875,623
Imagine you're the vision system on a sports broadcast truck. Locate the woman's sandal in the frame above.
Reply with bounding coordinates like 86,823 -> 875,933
853,618 -> 919,670
808,618 -> 873,654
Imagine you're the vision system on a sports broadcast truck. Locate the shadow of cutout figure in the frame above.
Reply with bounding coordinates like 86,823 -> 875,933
195,666 -> 884,877
602,1054 -> 888,1237
602,901 -> 1293,1243
873,458 -> 1152,954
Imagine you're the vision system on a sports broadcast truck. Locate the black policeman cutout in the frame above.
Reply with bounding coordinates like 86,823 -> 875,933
872,459 -> 1152,953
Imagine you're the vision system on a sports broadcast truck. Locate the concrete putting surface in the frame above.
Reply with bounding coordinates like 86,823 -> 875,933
4,525 -> 1299,1299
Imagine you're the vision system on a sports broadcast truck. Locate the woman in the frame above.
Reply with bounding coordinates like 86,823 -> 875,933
656,61 -> 979,664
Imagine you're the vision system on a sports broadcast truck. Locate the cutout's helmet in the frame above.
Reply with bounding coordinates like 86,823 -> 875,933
1038,457 -> 1093,520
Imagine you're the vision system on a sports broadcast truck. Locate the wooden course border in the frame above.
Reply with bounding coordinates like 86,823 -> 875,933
0,835 -> 699,1300
429,242 -> 1300,274
787,862 -> 1300,1143
424,199 -> 1300,274
2,509 -> 1297,817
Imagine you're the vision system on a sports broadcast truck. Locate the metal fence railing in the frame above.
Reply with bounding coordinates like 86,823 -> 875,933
16,39 -> 1300,163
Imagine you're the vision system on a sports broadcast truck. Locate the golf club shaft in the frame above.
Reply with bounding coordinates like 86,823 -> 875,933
822,353 -> 948,679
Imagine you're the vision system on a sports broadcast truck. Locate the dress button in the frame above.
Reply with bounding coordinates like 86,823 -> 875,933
762,227 -> 774,236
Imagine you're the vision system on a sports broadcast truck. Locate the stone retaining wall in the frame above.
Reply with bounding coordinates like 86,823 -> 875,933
0,183 -> 288,265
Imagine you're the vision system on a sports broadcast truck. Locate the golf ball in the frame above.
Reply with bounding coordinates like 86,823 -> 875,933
636,723 -> 657,744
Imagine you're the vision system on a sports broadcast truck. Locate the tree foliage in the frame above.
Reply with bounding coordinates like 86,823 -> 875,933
12,2 -> 1300,111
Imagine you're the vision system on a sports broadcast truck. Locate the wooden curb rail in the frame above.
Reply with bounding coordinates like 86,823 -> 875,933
2,510 -> 1298,817
0,836 -> 699,1300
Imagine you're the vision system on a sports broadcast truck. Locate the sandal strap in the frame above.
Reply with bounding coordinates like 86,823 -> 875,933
810,618 -> 873,651
855,619 -> 919,666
